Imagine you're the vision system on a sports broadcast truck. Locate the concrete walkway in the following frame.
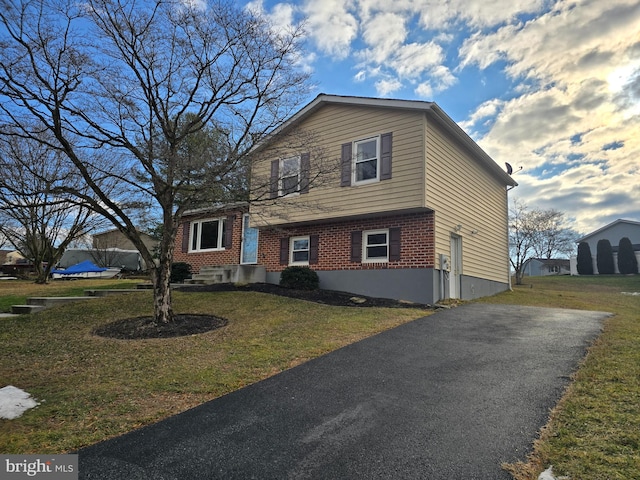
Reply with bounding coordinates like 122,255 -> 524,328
78,304 -> 608,479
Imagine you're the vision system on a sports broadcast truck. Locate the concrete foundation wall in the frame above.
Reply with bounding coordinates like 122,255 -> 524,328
267,268 -> 437,304
460,275 -> 510,300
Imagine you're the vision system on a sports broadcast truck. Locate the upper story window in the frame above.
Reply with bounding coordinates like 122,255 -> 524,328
280,156 -> 301,196
190,218 -> 226,252
269,154 -> 310,199
341,132 -> 392,187
354,136 -> 380,184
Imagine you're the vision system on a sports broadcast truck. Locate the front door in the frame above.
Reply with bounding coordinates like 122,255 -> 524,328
449,234 -> 462,299
241,214 -> 259,264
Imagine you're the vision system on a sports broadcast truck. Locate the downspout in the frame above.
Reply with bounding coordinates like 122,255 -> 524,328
506,185 -> 513,291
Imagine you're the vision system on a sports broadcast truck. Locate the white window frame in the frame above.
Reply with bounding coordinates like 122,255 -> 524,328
290,236 -> 310,265
279,156 -> 301,197
353,136 -> 380,185
363,229 -> 389,263
189,217 -> 226,252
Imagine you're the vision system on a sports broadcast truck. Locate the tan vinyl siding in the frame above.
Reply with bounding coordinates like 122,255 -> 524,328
425,119 -> 509,283
251,104 -> 426,226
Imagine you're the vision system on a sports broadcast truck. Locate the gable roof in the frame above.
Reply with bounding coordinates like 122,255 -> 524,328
256,94 -> 517,187
577,219 -> 640,243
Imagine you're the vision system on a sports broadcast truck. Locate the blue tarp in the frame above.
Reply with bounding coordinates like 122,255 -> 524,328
51,260 -> 107,275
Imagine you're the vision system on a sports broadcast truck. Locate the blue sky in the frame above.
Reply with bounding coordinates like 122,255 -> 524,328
246,0 -> 640,235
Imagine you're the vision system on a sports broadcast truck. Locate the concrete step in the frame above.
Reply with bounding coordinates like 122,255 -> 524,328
84,289 -> 143,297
11,305 -> 47,315
27,296 -> 97,307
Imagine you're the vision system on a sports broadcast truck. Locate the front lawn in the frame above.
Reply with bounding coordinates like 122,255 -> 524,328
0,281 -> 427,453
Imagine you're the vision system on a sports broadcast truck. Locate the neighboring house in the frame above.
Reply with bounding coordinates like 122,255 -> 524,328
93,228 -> 158,252
56,229 -> 159,271
522,258 -> 570,276
570,219 -> 640,274
249,94 -> 517,303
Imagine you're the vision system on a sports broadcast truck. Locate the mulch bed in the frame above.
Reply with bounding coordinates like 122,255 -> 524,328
175,282 -> 433,309
93,314 -> 228,340
94,283 -> 432,340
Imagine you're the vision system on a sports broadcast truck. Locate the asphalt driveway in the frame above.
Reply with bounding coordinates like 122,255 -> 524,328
78,304 -> 608,479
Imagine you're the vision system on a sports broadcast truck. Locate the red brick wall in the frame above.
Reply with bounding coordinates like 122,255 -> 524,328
174,210 -> 246,274
258,211 -> 435,272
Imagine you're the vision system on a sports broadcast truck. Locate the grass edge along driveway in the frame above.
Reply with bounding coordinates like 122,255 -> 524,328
0,283 -> 428,454
478,275 -> 640,480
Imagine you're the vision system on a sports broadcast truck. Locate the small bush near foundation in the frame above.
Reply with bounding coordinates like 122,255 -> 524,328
280,266 -> 319,290
170,262 -> 192,283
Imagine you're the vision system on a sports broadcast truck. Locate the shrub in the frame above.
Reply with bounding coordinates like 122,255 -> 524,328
576,242 -> 593,275
170,262 -> 192,283
617,237 -> 638,274
596,239 -> 615,274
279,266 -> 319,290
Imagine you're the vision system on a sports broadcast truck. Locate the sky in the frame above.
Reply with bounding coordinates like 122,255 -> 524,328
245,0 -> 640,235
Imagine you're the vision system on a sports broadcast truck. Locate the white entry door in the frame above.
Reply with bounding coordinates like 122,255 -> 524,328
449,234 -> 462,299
241,214 -> 259,264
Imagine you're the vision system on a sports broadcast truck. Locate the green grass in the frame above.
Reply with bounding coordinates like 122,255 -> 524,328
477,275 -> 640,479
0,280 -> 427,453
0,279 -> 140,312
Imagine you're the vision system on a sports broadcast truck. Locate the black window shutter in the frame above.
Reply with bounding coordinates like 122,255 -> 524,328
279,237 -> 289,265
380,132 -> 393,180
389,227 -> 401,261
341,142 -> 352,187
309,234 -> 319,265
300,153 -> 311,194
350,230 -> 362,263
224,215 -> 234,248
181,222 -> 190,253
270,160 -> 279,199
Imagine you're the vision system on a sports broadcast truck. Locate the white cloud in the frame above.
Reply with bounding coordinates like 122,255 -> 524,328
361,12 -> 407,63
418,0 -> 548,29
391,42 -> 444,78
375,78 -> 403,96
303,0 -> 359,59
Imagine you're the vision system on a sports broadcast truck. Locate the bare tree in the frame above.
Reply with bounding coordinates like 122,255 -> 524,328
530,209 -> 578,260
0,0 -> 311,323
509,199 -> 536,285
508,199 -> 578,285
0,132 -> 105,283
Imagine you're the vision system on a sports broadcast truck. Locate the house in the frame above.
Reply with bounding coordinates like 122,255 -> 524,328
93,228 -> 158,252
248,94 -> 517,303
57,229 -> 159,271
522,258 -> 571,276
173,203 -> 266,284
570,219 -> 640,274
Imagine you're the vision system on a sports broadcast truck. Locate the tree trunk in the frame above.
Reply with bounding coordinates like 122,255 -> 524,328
151,259 -> 174,325
515,269 -> 524,285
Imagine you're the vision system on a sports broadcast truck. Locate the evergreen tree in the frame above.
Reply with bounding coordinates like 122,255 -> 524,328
596,239 -> 615,274
576,242 -> 593,275
617,237 -> 638,274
